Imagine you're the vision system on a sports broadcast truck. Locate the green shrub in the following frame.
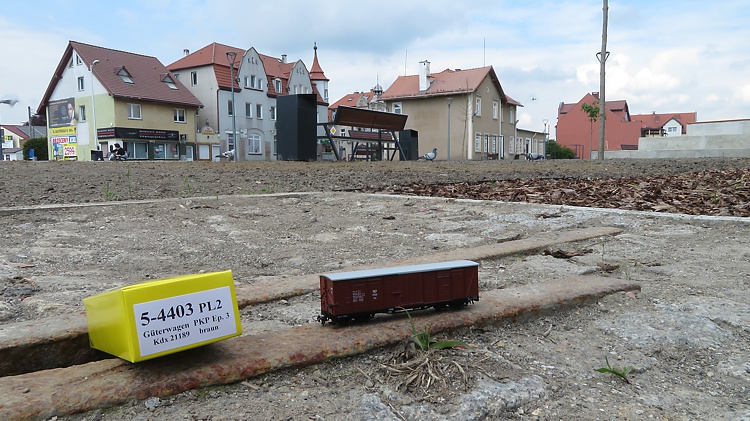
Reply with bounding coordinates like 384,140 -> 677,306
23,137 -> 49,161
545,139 -> 576,159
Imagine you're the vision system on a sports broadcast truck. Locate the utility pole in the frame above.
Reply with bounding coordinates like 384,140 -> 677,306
597,0 -> 609,160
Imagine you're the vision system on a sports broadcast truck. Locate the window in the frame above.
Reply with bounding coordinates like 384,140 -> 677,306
249,75 -> 263,90
248,134 -> 262,155
492,101 -> 499,119
484,134 -> 489,152
228,100 -> 233,116
227,132 -> 235,151
174,108 -> 186,123
128,103 -> 142,120
78,105 -> 86,122
256,104 -> 263,119
492,135 -> 498,153
123,142 -> 148,159
668,126 -> 678,133
154,142 -> 179,160
274,79 -> 282,93
190,71 -> 197,86
78,76 -> 85,91
244,76 -> 252,88
270,106 -> 276,120
118,68 -> 133,84
162,74 -> 177,89
393,103 -> 402,114
475,97 -> 481,116
245,102 -> 253,118
475,133 -> 481,152
510,109 -> 515,123
76,54 -> 83,65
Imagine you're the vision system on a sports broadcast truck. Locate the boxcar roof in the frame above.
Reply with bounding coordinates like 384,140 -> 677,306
321,260 -> 478,282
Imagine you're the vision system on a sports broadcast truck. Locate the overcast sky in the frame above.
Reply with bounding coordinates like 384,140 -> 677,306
2,0 -> 749,137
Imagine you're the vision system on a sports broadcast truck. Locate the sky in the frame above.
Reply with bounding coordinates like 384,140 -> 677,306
2,0 -> 750,137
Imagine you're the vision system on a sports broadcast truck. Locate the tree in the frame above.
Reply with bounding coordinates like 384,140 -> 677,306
581,101 -> 600,158
23,137 -> 48,161
545,139 -> 575,159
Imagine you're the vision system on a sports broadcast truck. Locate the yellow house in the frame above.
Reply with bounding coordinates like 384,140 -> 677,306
38,41 -> 204,161
380,61 -> 523,161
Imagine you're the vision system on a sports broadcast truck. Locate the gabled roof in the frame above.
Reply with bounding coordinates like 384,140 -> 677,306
309,43 -> 328,82
167,42 -> 245,92
38,41 -> 203,116
259,54 -> 327,105
558,92 -> 631,122
1,124 -> 47,139
632,112 -> 697,129
380,66 -> 511,104
329,90 -> 375,110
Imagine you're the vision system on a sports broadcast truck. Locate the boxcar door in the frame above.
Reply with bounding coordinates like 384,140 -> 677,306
436,270 -> 452,303
451,268 -> 467,298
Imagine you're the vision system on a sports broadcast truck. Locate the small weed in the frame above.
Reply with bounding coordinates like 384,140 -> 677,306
406,309 -> 467,352
595,355 -> 633,384
104,182 -> 116,201
183,175 -> 192,195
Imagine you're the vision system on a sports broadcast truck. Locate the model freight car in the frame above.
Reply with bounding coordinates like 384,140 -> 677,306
318,260 -> 479,324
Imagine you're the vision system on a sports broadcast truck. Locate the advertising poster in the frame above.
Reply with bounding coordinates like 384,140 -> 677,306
48,98 -> 77,128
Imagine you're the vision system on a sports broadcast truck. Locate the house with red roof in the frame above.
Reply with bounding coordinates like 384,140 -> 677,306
38,41 -> 203,161
379,61 -> 525,160
168,43 -> 328,161
556,92 -> 698,158
631,111 -> 697,137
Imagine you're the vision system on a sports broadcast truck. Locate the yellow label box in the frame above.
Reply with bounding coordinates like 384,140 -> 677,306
83,270 -> 242,362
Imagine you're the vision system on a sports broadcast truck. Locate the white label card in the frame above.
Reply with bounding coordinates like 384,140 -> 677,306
133,286 -> 237,357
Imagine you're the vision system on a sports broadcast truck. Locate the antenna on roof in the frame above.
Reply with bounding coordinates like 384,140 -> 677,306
483,38 -> 486,67
404,50 -> 408,75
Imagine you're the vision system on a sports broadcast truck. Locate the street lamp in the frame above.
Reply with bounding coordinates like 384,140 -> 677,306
446,97 -> 453,161
90,60 -> 100,153
0,98 -> 19,161
226,51 -> 238,162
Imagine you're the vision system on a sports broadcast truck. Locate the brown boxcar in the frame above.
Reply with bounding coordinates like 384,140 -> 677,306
318,260 -> 479,324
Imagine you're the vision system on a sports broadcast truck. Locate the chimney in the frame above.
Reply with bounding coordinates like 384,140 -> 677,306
183,49 -> 189,56
281,54 -> 287,63
592,92 -> 600,99
419,60 -> 431,92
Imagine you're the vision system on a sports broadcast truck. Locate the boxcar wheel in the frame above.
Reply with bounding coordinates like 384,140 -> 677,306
450,300 -> 468,309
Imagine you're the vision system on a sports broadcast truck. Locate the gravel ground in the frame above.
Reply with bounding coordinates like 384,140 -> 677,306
0,158 -> 748,420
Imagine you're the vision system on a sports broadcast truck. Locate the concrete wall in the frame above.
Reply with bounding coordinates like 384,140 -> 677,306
594,119 -> 750,159
688,119 -> 750,136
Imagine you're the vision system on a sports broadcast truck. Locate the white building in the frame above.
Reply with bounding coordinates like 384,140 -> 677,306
168,43 -> 329,161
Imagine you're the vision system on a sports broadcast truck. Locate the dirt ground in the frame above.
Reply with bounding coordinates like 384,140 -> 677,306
0,158 -> 749,420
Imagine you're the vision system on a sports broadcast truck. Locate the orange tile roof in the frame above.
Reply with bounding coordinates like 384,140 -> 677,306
380,66 -> 509,102
328,90 -> 375,110
39,41 -> 203,115
168,42 -> 245,92
632,112 -> 697,130
558,93 -> 629,120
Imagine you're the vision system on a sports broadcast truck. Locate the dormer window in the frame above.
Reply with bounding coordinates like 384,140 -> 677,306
118,67 -> 134,84
161,74 -> 178,90
274,79 -> 282,93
